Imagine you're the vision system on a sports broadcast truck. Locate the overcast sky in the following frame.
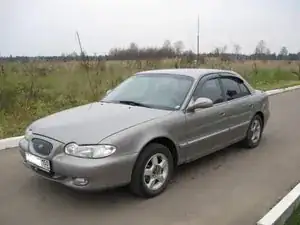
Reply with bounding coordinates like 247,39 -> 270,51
1,0 -> 299,56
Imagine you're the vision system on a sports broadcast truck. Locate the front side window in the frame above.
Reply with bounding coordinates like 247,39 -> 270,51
102,74 -> 194,110
193,78 -> 224,104
239,82 -> 251,96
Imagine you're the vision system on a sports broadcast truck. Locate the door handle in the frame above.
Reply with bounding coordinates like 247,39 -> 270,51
249,104 -> 254,109
219,112 -> 226,117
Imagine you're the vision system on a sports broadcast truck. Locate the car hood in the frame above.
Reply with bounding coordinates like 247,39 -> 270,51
29,102 -> 171,144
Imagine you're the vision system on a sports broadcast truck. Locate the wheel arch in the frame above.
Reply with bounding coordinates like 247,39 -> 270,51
255,111 -> 265,128
137,136 -> 179,167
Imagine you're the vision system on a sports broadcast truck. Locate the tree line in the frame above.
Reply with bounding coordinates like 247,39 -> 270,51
1,40 -> 300,62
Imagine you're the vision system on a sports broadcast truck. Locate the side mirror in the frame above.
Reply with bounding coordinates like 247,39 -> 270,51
186,97 -> 213,112
106,89 -> 112,95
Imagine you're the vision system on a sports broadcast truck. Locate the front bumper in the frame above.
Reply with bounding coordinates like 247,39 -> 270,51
19,138 -> 138,191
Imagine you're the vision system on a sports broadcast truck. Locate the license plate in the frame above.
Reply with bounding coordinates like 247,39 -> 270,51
25,152 -> 51,172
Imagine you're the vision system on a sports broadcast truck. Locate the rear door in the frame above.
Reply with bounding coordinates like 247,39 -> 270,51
183,74 -> 232,161
218,74 -> 254,142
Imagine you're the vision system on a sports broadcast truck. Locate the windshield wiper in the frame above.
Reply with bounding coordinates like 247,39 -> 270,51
117,100 -> 150,108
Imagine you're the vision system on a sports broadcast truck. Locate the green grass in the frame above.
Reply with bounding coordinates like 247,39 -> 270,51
285,206 -> 300,225
1,58 -> 300,138
254,80 -> 300,91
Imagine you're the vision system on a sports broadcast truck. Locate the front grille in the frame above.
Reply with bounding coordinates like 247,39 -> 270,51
32,138 -> 53,156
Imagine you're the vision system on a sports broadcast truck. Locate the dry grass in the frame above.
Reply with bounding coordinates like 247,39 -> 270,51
1,58 -> 300,138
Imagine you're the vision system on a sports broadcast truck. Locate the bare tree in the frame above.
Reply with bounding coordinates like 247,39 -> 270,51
279,46 -> 288,56
213,47 -> 221,56
255,40 -> 267,54
128,42 -> 139,57
173,41 -> 184,55
221,45 -> 227,54
68,51 -> 78,58
213,45 -> 227,56
129,42 -> 139,51
162,40 -> 172,49
233,44 -> 241,60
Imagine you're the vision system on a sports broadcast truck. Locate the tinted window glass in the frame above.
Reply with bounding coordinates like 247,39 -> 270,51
102,74 -> 194,110
193,79 -> 224,104
239,83 -> 251,96
221,77 -> 249,100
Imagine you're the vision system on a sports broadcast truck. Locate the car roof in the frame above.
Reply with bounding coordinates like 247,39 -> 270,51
135,68 -> 236,79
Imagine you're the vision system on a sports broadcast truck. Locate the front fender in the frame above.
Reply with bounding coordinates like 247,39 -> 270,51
99,124 -> 181,160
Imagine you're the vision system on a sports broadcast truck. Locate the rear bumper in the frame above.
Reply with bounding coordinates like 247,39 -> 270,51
19,138 -> 138,191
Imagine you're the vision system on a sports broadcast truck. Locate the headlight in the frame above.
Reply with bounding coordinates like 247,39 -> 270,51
64,143 -> 116,158
25,128 -> 33,140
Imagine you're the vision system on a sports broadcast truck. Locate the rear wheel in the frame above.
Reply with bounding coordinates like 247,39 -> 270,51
242,114 -> 263,148
130,143 -> 174,198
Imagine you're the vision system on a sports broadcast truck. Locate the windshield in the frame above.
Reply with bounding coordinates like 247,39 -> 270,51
102,74 -> 194,110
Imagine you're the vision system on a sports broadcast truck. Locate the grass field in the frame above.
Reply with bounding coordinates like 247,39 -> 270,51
1,58 -> 300,138
285,206 -> 300,225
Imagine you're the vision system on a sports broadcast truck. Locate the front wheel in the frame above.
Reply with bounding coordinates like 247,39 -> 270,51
129,143 -> 174,198
242,114 -> 263,149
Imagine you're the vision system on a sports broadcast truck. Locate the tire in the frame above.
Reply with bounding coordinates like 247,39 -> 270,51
242,114 -> 263,149
129,143 -> 174,198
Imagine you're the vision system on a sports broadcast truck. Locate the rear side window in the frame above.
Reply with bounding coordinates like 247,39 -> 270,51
220,77 -> 250,101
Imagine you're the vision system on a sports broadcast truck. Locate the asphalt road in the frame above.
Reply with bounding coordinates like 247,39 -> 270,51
1,89 -> 300,225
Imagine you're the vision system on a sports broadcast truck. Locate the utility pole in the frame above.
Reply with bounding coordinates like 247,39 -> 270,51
76,31 -> 84,56
196,15 -> 200,64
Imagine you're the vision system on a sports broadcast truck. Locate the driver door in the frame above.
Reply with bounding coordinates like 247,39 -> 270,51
183,74 -> 232,162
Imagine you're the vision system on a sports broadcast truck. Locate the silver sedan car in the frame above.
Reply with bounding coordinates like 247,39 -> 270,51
19,68 -> 270,198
